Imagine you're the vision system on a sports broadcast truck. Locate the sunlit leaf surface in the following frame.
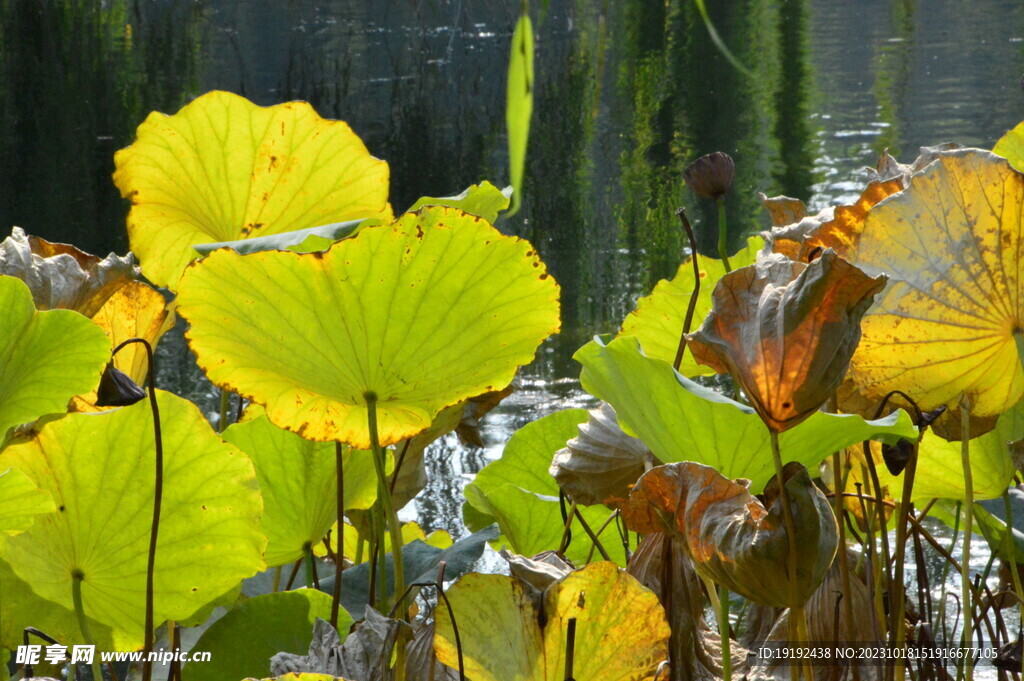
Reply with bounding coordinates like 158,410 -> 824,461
0,391 -> 266,646
505,14 -> 533,218
618,236 -> 762,373
577,336 -> 917,491
849,149 -> 1024,416
0,276 -> 109,440
406,181 -> 512,223
0,467 -> 53,535
222,414 -> 377,567
621,462 -> 837,608
994,120 -> 1024,173
113,90 -> 392,288
177,206 -> 560,448
434,562 -> 669,681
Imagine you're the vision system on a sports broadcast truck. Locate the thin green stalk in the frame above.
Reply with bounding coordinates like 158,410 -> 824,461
366,393 -> 406,681
672,208 -> 702,371
937,501 -> 960,648
719,586 -> 732,681
1002,489 -> 1024,676
305,543 -> 315,590
330,442 -> 344,628
72,570 -> 104,681
272,565 -> 281,592
217,389 -> 230,433
960,398 -> 974,681
715,198 -> 732,272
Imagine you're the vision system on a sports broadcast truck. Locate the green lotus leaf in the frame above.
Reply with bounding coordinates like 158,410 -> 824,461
113,90 -> 392,289
177,206 -> 560,449
434,562 -> 669,681
618,236 -> 762,374
0,391 -> 266,646
193,219 -> 368,257
505,14 -> 533,218
183,590 -> 350,681
994,120 -> 1024,172
576,336 -> 917,491
0,467 -> 54,535
463,409 -> 628,565
222,414 -> 378,568
0,275 -> 110,441
406,181 -> 512,223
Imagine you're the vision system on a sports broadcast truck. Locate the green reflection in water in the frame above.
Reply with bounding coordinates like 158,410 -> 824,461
872,0 -> 916,157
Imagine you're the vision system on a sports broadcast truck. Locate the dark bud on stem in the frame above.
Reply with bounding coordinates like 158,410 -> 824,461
881,438 -> 915,476
683,151 -> 735,200
917,405 -> 947,429
95,364 -> 146,407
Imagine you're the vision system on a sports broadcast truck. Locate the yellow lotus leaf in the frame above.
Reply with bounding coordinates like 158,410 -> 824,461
71,280 -> 175,412
618,235 -> 762,375
849,149 -> 1024,416
688,250 -> 887,432
434,562 -> 669,681
113,90 -> 392,288
995,121 -> 1024,173
176,206 -> 560,448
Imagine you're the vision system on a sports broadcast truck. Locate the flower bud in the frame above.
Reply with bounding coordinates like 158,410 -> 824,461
683,151 -> 735,200
95,364 -> 146,407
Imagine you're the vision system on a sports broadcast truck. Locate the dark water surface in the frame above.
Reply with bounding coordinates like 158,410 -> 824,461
1,0 -> 1023,546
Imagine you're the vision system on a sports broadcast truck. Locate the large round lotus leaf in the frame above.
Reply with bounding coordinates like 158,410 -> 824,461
0,276 -> 110,440
463,409 -> 630,565
112,90 -> 392,289
222,414 -> 377,567
0,391 -> 266,646
183,590 -> 349,681
850,149 -> 1024,417
177,206 -> 560,449
576,336 -> 917,491
434,562 -> 669,681
618,235 -> 762,374
0,467 -> 53,535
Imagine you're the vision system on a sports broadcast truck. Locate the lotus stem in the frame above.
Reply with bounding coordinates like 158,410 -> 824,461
715,198 -> 732,273
365,393 -> 406,681
769,431 -> 806,681
217,388 -> 230,433
717,585 -> 732,681
272,565 -> 281,592
673,207 -> 702,371
891,444 -> 920,681
305,543 -> 315,590
1002,489 -> 1024,676
564,617 -> 577,681
936,501 -> 960,648
330,442 -> 344,628
71,569 -> 104,681
111,338 -> 161,681
959,397 -> 975,681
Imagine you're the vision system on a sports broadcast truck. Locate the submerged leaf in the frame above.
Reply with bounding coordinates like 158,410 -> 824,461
576,336 -> 917,491
621,462 -> 837,609
434,562 -> 669,681
849,149 -> 1024,417
177,206 -> 559,449
618,235 -> 762,373
0,276 -> 110,440
0,391 -> 266,646
688,250 -> 886,432
113,90 -> 392,288
549,402 -> 658,506
0,227 -> 137,317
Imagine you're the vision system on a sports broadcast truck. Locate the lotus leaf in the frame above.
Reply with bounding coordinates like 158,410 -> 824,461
0,391 -> 266,646
113,90 -> 392,288
0,276 -> 110,441
689,250 -> 886,432
316,521 -> 452,562
759,193 -> 807,227
0,467 -> 53,534
221,414 -> 378,567
505,14 -> 533,217
177,206 -> 560,449
193,219 -> 367,257
618,235 -> 762,373
406,181 -> 512,223
576,336 -> 917,491
868,143 -> 963,184
621,462 -> 837,609
463,409 -> 629,564
183,590 -> 349,681
549,402 -> 658,506
849,149 -> 1024,416
435,562 -> 669,681
995,121 -> 1024,173
768,179 -> 906,263
0,227 -> 137,317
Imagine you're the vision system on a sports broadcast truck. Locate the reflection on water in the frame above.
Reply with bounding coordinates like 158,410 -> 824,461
2,0 -> 1024,548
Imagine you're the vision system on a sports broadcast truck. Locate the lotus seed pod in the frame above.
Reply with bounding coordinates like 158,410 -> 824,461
683,151 -> 735,200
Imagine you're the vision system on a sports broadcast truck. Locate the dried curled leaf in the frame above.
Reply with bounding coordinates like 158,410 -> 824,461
620,462 -> 838,609
759,193 -> 808,228
550,402 -> 658,506
499,548 -> 573,592
867,143 -> 963,184
688,250 -> 887,433
0,227 -> 137,317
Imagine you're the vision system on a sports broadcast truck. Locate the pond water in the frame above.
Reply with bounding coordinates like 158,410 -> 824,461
2,0 -> 1024,656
